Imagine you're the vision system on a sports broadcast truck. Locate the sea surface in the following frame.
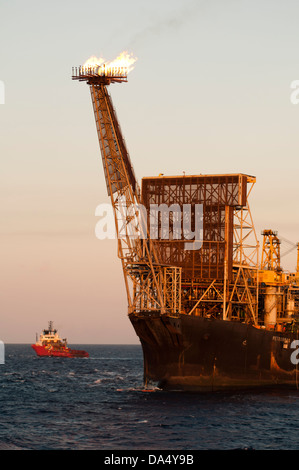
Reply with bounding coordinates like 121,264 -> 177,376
0,344 -> 299,450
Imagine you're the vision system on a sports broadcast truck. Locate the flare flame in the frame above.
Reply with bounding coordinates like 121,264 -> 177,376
82,51 -> 137,76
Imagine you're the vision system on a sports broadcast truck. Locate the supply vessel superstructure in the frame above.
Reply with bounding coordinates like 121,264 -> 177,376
72,63 -> 299,390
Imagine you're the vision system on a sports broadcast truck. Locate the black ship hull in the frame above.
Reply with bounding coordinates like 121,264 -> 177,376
129,313 -> 299,391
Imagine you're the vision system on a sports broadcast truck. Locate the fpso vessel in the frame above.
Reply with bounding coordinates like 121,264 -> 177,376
128,177 -> 299,391
72,62 -> 299,391
32,322 -> 89,358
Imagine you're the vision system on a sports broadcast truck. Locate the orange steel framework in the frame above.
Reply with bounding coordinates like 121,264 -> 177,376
260,229 -> 281,272
72,65 -> 259,325
142,175 -> 259,324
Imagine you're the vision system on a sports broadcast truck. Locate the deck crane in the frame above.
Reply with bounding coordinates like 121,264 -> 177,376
72,64 -> 181,317
261,230 -> 299,273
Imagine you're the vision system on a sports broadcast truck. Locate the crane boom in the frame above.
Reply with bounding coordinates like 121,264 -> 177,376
72,65 -> 181,316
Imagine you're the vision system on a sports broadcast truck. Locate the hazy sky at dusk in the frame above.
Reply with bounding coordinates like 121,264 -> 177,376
1,0 -> 299,343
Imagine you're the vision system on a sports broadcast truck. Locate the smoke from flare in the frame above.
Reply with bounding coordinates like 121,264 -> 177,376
83,51 -> 137,74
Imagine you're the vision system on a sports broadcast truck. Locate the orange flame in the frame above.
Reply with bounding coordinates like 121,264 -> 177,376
83,51 -> 137,75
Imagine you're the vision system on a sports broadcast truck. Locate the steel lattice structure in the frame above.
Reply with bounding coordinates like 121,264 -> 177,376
142,174 -> 259,324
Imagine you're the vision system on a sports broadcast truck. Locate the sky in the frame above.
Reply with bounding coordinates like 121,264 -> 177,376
1,0 -> 299,343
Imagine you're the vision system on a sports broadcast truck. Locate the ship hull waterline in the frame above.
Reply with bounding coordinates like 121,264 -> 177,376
31,345 -> 89,358
129,313 -> 299,392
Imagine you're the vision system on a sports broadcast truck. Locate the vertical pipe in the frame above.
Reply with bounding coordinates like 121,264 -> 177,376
264,286 -> 277,328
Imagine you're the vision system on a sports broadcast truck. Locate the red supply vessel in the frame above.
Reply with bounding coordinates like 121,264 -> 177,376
31,321 -> 89,358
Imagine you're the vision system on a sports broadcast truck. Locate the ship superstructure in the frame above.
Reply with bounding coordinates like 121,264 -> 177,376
35,321 -> 64,346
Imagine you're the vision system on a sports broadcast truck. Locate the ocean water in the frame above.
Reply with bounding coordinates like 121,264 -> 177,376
0,344 -> 299,450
